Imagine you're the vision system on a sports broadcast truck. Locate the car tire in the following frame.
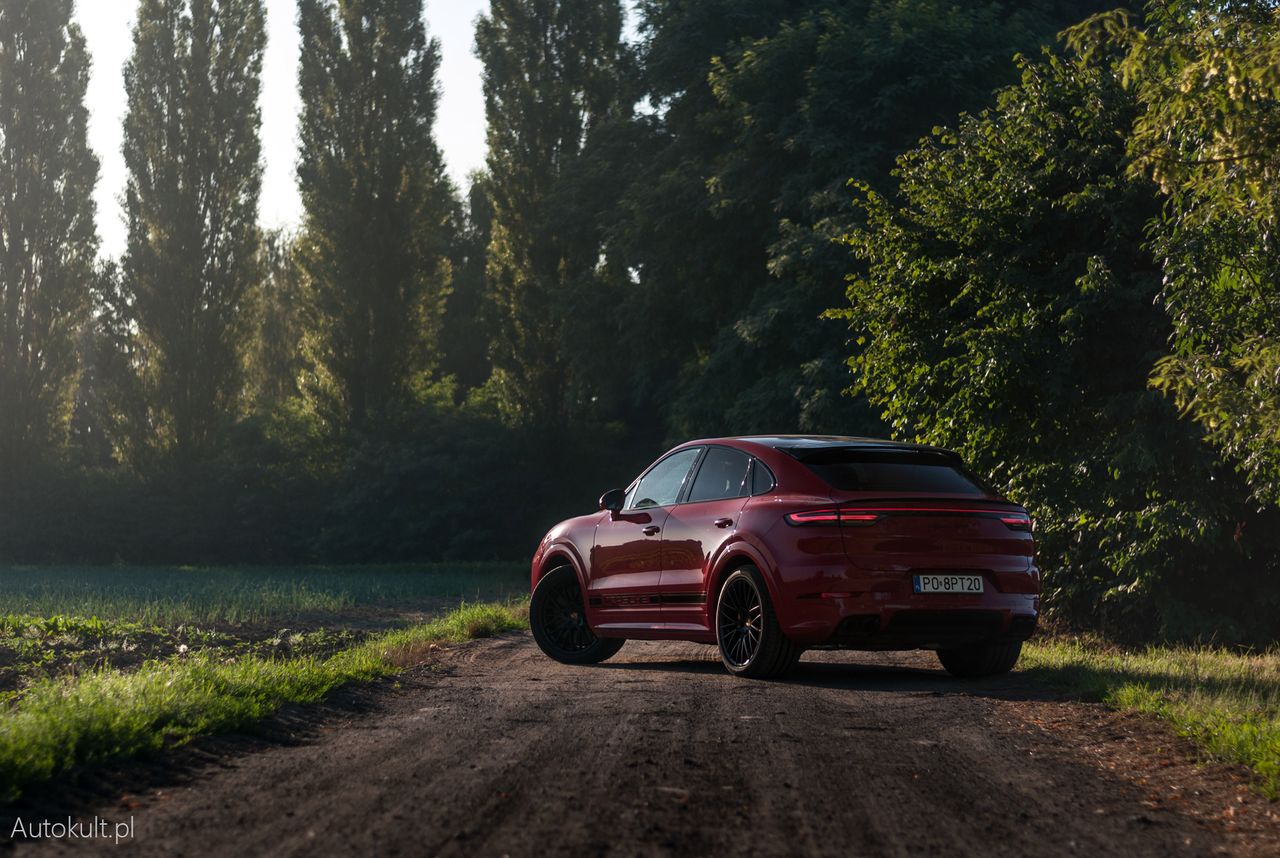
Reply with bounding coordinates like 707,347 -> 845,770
936,640 -> 1022,678
715,566 -> 801,679
530,566 -> 625,665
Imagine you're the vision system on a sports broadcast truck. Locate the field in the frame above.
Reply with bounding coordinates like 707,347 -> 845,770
0,564 -> 529,800
0,563 -> 527,703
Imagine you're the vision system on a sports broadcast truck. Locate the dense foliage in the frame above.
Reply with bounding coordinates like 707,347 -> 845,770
1069,2 -> 1280,507
834,51 -> 1280,641
650,0 -> 1113,437
0,0 -> 1278,642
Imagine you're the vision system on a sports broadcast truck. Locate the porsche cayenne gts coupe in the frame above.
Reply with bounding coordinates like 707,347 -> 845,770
529,436 -> 1039,678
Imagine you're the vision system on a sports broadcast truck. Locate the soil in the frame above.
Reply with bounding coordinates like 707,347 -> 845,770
0,599 -> 463,699
3,635 -> 1278,857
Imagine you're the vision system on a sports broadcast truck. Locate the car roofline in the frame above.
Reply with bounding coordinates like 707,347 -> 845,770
697,435 -> 957,457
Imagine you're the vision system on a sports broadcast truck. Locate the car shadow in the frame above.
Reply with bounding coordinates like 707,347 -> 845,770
789,659 -> 1056,701
595,652 -> 1059,702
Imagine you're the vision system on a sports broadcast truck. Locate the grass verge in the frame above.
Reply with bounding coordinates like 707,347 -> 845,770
0,563 -> 527,627
1021,639 -> 1280,798
0,600 -> 530,803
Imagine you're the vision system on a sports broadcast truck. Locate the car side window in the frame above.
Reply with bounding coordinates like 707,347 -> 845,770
625,448 -> 702,510
751,459 -> 776,495
687,446 -> 751,503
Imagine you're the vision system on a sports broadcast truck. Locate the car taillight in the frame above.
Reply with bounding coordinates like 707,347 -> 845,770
785,509 -> 881,527
785,509 -> 839,525
999,513 -> 1033,532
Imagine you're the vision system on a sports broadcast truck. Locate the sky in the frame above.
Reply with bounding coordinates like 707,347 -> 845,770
75,0 -> 498,258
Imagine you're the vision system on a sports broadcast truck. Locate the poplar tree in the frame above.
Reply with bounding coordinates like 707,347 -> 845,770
0,0 -> 98,474
296,0 -> 456,432
475,0 -> 625,426
439,173 -> 496,393
248,229 -> 304,410
121,0 -> 265,459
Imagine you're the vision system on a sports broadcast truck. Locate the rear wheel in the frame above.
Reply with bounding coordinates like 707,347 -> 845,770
530,566 -> 624,665
715,567 -> 801,678
937,640 -> 1022,678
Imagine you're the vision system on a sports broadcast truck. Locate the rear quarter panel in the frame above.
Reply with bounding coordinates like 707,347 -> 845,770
733,492 -> 850,636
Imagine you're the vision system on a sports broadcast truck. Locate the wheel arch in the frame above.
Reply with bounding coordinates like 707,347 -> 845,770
535,544 -> 588,594
707,543 -> 780,613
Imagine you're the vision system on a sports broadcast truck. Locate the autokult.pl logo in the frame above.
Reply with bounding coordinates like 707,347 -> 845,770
11,815 -> 135,844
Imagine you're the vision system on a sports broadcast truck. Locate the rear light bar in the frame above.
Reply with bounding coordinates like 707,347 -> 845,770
785,507 -> 1033,531
785,509 -> 881,527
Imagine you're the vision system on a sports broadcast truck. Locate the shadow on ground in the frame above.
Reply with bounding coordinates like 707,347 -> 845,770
594,645 -> 1060,702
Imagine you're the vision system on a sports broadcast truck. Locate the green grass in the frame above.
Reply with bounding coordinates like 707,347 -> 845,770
1022,639 -> 1280,798
0,564 -> 529,699
0,563 -> 527,627
0,600 -> 530,803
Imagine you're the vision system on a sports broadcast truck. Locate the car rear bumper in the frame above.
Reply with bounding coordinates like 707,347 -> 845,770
772,566 -> 1040,649
812,607 -> 1037,650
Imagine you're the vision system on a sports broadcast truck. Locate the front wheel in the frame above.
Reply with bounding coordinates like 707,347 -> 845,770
937,640 -> 1022,678
715,567 -> 801,678
530,566 -> 625,665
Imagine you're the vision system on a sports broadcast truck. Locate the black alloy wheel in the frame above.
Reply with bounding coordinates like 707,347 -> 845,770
530,566 -> 625,665
715,567 -> 801,678
541,575 -> 593,652
718,575 -> 763,667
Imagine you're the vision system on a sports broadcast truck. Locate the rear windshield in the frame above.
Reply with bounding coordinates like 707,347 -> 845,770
788,448 -> 989,495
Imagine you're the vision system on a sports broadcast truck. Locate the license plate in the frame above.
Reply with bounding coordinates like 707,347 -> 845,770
913,574 -> 984,594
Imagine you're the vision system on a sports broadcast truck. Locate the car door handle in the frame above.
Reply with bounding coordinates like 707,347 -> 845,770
643,525 -> 660,536
714,517 -> 733,528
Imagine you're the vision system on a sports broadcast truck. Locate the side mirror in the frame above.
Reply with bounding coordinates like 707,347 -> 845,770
598,488 -> 626,515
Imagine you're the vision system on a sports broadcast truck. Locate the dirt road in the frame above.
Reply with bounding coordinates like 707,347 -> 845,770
7,635 -> 1276,856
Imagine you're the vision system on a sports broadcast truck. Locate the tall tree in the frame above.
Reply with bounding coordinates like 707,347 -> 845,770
247,229 -> 304,410
296,0 -> 456,433
0,0 -> 98,476
439,173 -> 495,395
121,0 -> 266,459
475,0 -> 626,426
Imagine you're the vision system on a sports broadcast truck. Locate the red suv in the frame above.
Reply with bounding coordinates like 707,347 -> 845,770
529,436 -> 1038,678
